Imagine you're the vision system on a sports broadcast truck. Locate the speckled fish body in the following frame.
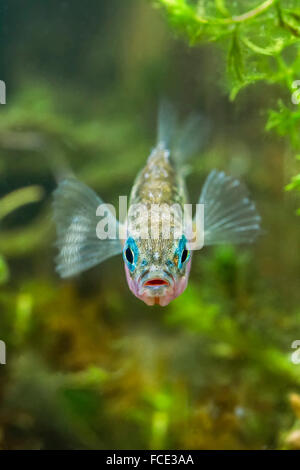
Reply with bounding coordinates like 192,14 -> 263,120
124,145 -> 192,306
130,147 -> 186,208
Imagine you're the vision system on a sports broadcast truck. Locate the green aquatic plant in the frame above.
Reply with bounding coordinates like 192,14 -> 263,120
0,255 -> 9,284
0,186 -> 45,279
153,0 -> 300,211
0,186 -> 44,222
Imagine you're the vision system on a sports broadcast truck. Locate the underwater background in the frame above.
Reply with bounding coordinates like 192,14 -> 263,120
0,0 -> 300,450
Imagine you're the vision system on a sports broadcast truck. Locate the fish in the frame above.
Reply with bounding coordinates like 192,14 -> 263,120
52,104 -> 261,306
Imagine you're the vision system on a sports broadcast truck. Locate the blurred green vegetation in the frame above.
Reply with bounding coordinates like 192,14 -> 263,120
0,0 -> 299,450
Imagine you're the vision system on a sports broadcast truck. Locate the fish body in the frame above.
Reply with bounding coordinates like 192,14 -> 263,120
129,146 -> 186,208
53,105 -> 261,306
125,145 -> 192,305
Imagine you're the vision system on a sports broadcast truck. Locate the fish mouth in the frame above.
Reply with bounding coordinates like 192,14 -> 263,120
137,271 -> 176,306
144,278 -> 169,287
140,271 -> 174,295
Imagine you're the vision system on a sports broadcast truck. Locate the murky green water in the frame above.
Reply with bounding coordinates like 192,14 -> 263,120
0,0 -> 299,450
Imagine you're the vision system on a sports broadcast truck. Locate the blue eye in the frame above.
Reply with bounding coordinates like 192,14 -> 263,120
123,237 -> 139,272
176,235 -> 190,269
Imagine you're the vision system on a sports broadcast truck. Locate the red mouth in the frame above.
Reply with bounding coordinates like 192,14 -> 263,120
144,278 -> 169,287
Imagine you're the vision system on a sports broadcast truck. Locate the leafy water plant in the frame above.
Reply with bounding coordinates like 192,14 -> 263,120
153,0 -> 300,211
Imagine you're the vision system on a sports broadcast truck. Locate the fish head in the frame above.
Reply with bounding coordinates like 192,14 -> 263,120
122,233 -> 192,306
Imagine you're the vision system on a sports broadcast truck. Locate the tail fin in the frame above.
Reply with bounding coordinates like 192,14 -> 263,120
157,100 -> 210,167
199,170 -> 261,245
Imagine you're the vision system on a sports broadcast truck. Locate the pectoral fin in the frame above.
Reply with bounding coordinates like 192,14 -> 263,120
198,170 -> 261,245
53,178 -> 122,278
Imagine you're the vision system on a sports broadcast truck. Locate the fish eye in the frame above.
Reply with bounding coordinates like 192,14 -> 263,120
176,235 -> 190,269
125,247 -> 133,264
181,247 -> 189,264
123,237 -> 138,272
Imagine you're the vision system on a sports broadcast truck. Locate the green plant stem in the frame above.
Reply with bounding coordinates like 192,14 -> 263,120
193,0 -> 277,25
0,186 -> 45,221
230,0 -> 277,23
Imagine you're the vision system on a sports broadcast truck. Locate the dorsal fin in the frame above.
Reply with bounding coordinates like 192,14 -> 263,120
157,100 -> 209,167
